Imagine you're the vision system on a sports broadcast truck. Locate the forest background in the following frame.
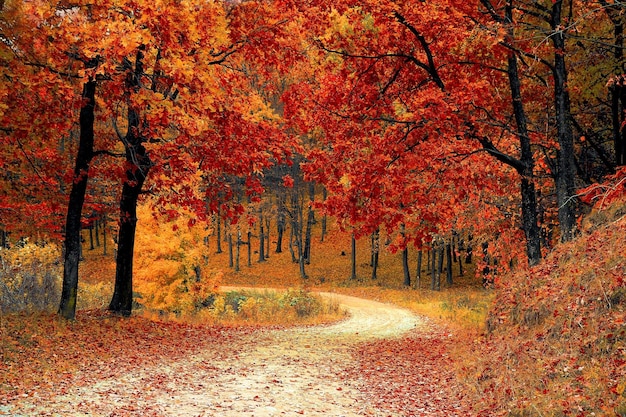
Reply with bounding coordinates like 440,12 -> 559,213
1,0 -> 625,416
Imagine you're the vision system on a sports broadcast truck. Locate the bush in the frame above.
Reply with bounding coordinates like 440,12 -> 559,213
0,241 -> 61,313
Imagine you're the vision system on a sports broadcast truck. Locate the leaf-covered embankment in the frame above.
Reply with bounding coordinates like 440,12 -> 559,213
469,201 -> 626,416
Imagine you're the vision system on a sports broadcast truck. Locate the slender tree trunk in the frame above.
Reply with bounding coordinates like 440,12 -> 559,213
265,215 -> 270,259
102,215 -> 107,256
446,242 -> 453,286
371,228 -> 379,280
235,228 -> 241,272
402,246 -> 411,287
247,231 -> 252,267
416,250 -> 422,289
436,245 -> 443,291
258,211 -> 265,263
430,248 -> 437,291
291,190 -> 307,278
320,187 -> 327,242
350,233 -> 357,280
276,192 -> 285,253
88,226 -> 94,250
95,219 -> 100,247
228,229 -> 233,268
303,183 -> 315,265
216,213 -> 223,254
59,80 -> 96,320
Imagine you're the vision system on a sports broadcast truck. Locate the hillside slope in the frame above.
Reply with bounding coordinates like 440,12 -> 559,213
470,201 -> 626,416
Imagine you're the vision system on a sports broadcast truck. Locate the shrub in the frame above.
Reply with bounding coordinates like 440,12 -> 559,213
0,241 -> 61,313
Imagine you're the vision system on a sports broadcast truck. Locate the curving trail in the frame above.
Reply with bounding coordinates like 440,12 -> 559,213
7,293 -> 422,417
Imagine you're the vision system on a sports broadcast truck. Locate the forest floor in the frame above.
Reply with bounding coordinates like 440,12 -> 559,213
2,293 -> 468,417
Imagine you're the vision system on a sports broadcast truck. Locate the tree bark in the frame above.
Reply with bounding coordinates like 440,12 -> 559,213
320,187 -> 327,242
416,249 -> 422,289
216,213 -> 223,254
108,48 -> 151,317
350,233 -> 357,281
59,80 -> 96,320
258,210 -> 266,263
303,182 -> 315,265
446,242 -> 453,286
551,0 -> 578,242
370,228 -> 379,280
276,192 -> 285,253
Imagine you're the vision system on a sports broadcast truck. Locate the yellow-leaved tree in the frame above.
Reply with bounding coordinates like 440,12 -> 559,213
133,204 -> 220,315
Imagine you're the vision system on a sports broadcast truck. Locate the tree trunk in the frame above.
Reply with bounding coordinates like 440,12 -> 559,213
320,187 -> 327,242
88,226 -> 94,250
247,231 -> 252,267
276,192 -> 285,253
436,245 -> 443,291
416,250 -> 422,289
59,80 -> 96,320
303,182 -> 315,265
371,228 -> 379,280
446,242 -> 453,286
551,1 -> 578,242
402,246 -> 410,287
216,213 -> 223,254
109,48 -> 151,317
605,3 -> 626,167
430,248 -> 437,291
228,229 -> 233,268
102,215 -> 107,256
265,215 -> 270,259
95,219 -> 100,247
350,233 -> 357,280
235,228 -> 241,272
258,210 -> 266,263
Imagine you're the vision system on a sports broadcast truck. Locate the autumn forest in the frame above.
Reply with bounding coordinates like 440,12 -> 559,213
1,0 -> 625,416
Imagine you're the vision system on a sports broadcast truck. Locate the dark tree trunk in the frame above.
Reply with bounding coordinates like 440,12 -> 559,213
320,187 -> 327,242
371,229 -> 379,280
88,226 -> 94,250
109,48 -> 151,317
402,246 -> 411,287
102,215 -> 108,256
276,192 -> 285,253
479,0 -> 543,265
95,219 -> 100,247
228,229 -> 233,268
235,228 -> 241,272
551,1 -> 578,242
258,211 -> 266,263
507,41 -> 542,265
430,248 -> 437,291
216,214 -> 223,254
303,183 -> 315,265
59,80 -> 96,320
350,233 -> 357,280
446,242 -> 453,286
290,190 -> 307,279
247,231 -> 252,267
416,250 -> 423,289
436,245 -> 443,291
605,2 -> 626,167
265,215 -> 270,259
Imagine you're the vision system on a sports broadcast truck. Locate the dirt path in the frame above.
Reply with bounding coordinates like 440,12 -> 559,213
6,293 -> 422,416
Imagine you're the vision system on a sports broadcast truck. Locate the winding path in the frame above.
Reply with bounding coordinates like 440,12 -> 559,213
8,293 -> 422,416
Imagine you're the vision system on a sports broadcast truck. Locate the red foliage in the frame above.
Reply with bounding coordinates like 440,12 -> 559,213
349,320 -> 474,416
